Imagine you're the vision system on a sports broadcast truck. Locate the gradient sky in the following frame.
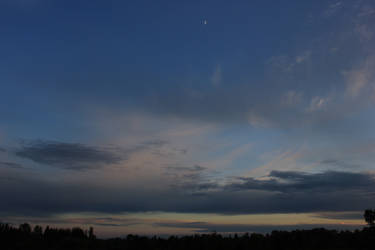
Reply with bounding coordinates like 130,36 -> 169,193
1,0 -> 375,237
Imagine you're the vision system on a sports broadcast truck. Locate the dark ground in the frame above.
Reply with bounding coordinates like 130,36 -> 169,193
2,222 -> 375,250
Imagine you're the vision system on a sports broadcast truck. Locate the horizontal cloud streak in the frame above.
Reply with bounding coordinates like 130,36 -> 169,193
155,221 -> 363,233
313,211 -> 363,220
227,171 -> 375,192
15,140 -> 122,170
0,161 -> 23,169
1,170 -> 375,216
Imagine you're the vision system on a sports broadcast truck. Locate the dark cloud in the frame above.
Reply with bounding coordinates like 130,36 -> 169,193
165,165 -> 219,195
0,161 -> 23,169
314,211 -> 364,220
154,221 -> 363,233
227,171 -> 375,193
0,147 -> 6,153
15,140 -> 122,170
2,170 -> 375,216
165,165 -> 207,172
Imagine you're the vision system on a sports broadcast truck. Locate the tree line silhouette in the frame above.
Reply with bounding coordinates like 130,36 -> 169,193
1,210 -> 375,250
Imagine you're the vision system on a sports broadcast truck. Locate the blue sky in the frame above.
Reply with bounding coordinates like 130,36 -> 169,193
1,0 -> 375,237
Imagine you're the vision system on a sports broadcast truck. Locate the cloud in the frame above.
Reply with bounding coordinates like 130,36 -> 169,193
227,170 -> 375,193
323,1 -> 343,18
295,51 -> 311,64
358,6 -> 375,17
165,164 -> 220,195
0,147 -> 6,153
247,112 -> 271,128
344,56 -> 375,98
211,65 -> 222,86
165,165 -> 207,172
314,211 -> 363,220
267,51 -> 311,73
281,90 -> 303,106
130,1 -> 375,135
0,161 -> 23,169
154,221 -> 362,233
320,159 -> 360,169
13,139 -> 171,171
2,169 -> 375,216
307,96 -> 330,112
15,140 -> 123,170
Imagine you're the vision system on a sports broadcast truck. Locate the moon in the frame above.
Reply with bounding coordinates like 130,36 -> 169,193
203,20 -> 207,25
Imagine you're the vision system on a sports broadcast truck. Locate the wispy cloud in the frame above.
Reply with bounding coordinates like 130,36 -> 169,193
307,96 -> 330,112
281,90 -> 303,106
344,56 -> 375,98
323,1 -> 343,18
211,64 -> 222,86
320,159 -> 360,169
267,51 -> 311,73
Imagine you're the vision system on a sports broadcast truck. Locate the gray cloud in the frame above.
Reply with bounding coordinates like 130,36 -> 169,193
0,161 -> 24,169
15,140 -> 122,170
320,159 -> 360,169
0,147 -> 6,153
227,170 -> 375,193
155,221 -> 363,233
165,165 -> 207,172
165,165 -> 220,195
313,211 -> 363,220
2,170 -> 375,216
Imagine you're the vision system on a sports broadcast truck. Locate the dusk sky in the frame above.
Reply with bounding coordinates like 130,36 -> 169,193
1,0 -> 375,237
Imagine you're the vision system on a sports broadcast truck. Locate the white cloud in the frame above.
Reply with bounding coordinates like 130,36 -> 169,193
307,96 -> 330,112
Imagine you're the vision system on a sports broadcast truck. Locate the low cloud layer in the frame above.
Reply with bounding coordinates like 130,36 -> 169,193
1,169 -> 375,216
155,221 -> 363,233
313,211 -> 363,220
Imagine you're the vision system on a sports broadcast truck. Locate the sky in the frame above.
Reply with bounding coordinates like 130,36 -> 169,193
1,0 -> 375,237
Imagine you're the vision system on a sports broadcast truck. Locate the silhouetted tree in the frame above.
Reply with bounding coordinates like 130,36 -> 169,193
89,226 -> 96,240
364,209 -> 375,226
19,223 -> 31,234
4,215 -> 375,250
33,225 -> 43,235
72,227 -> 87,239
